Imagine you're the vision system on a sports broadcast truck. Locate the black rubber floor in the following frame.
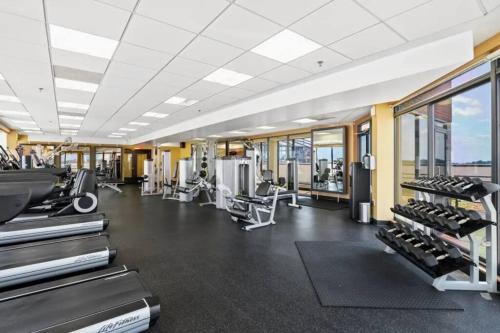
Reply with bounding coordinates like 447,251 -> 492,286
296,241 -> 462,310
99,185 -> 500,333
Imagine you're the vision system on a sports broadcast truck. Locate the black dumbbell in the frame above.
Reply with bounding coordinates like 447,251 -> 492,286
401,233 -> 434,253
442,209 -> 481,230
412,240 -> 462,267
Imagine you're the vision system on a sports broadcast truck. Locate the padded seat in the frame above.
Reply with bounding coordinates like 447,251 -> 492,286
234,195 -> 266,205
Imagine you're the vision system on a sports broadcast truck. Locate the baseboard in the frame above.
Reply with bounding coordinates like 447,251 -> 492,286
370,218 -> 390,226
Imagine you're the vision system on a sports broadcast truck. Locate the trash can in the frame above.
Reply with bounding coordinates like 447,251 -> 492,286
358,202 -> 370,223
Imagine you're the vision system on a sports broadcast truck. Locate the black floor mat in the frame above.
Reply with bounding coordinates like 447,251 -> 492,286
292,196 -> 348,211
295,241 -> 463,310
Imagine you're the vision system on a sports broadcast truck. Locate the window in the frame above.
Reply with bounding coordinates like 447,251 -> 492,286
0,131 -> 7,148
396,106 -> 428,204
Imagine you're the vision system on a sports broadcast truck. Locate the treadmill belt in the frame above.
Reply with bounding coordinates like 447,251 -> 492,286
0,271 -> 152,332
0,234 -> 110,269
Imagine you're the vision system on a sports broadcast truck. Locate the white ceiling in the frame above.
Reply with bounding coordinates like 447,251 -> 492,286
0,0 -> 498,145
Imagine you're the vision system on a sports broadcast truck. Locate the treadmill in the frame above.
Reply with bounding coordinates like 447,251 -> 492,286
0,233 -> 116,288
0,266 -> 160,332
0,212 -> 109,245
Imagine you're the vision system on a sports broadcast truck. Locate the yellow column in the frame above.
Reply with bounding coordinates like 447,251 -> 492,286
371,104 -> 395,221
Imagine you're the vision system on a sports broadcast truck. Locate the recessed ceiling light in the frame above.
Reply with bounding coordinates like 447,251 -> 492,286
108,135 -> 122,138
111,132 -> 126,136
24,130 -> 42,134
316,132 -> 330,135
0,110 -> 30,117
61,130 -> 78,133
164,96 -> 186,105
203,68 -> 253,86
256,126 -> 276,130
0,95 -> 21,103
129,122 -> 149,126
55,77 -> 98,93
60,123 -> 81,128
20,126 -> 40,131
119,128 -> 136,132
251,29 -> 322,63
192,137 -> 205,141
143,112 -> 168,119
49,24 -> 118,59
229,130 -> 247,134
59,114 -> 84,121
58,101 -> 89,110
0,73 -> 4,80
183,99 -> 198,106
208,134 -> 222,138
8,119 -> 36,125
292,118 -> 318,124
164,96 -> 199,106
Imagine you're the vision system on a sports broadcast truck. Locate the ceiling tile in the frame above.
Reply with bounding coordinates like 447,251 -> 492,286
56,88 -> 94,104
259,65 -> 311,84
180,80 -> 228,100
356,0 -> 429,20
0,11 -> 47,45
0,101 -> 26,112
202,5 -> 282,49
149,103 -> 186,114
482,0 -> 500,11
152,70 -> 198,89
0,0 -> 45,21
0,37 -> 50,64
236,0 -> 330,26
123,14 -> 195,54
96,0 -> 138,11
52,48 -> 109,73
46,0 -> 131,40
215,87 -> 255,100
105,61 -> 157,82
137,0 -> 229,33
235,77 -> 280,93
58,107 -> 87,115
163,56 -> 216,79
0,81 -> 11,95
386,0 -> 483,40
225,51 -> 281,76
113,42 -> 173,71
330,24 -> 405,59
180,36 -> 244,67
288,47 -> 350,73
289,0 -> 379,45
53,65 -> 103,83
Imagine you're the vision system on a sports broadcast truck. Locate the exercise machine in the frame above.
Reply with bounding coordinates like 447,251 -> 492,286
0,266 -> 160,332
225,180 -> 280,231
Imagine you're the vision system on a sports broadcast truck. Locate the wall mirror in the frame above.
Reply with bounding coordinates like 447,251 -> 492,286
312,127 -> 346,193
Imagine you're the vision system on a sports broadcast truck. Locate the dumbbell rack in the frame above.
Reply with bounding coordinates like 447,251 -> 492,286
388,181 -> 499,292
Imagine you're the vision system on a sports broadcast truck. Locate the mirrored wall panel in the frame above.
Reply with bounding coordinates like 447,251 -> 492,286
312,127 -> 346,193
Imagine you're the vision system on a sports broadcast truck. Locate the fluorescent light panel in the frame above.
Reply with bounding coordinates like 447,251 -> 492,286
143,112 -> 168,118
59,114 -> 84,121
256,126 -> 276,130
108,135 -> 122,138
9,119 -> 36,125
0,73 -> 4,80
229,130 -> 247,134
49,24 -> 118,59
192,137 -> 205,141
0,95 -> 21,103
55,77 -> 98,93
203,68 -> 252,86
292,118 -> 318,124
251,29 -> 322,63
20,126 -> 40,130
208,134 -> 222,138
111,132 -> 126,136
129,122 -> 149,126
60,123 -> 81,128
24,130 -> 42,134
119,128 -> 136,132
0,110 -> 30,116
164,96 -> 199,106
58,101 -> 89,110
